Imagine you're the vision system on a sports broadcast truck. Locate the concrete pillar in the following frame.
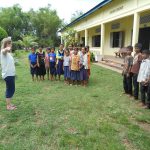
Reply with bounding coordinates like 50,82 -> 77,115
75,32 -> 78,44
61,35 -> 63,44
85,29 -> 88,46
101,23 -> 105,58
132,12 -> 140,47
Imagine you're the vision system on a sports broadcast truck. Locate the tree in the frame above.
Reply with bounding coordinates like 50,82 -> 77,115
0,4 -> 62,47
0,4 -> 32,41
62,28 -> 77,47
18,35 -> 38,50
0,27 -> 8,42
29,5 -> 62,47
70,10 -> 84,22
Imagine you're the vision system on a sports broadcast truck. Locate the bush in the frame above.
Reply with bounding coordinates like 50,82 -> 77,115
90,52 -> 95,62
0,27 -> 8,43
12,41 -> 23,51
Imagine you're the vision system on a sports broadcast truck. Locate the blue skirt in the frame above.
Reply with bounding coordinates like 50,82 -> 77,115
30,62 -> 37,75
80,67 -> 88,81
50,62 -> 57,75
71,70 -> 80,81
57,61 -> 64,75
64,66 -> 70,79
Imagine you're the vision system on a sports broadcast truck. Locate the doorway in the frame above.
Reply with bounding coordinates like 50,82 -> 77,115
138,27 -> 150,50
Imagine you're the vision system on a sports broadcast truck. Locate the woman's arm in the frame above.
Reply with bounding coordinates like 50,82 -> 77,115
1,47 -> 11,55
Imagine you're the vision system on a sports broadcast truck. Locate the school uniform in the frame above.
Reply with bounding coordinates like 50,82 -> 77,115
87,51 -> 91,78
45,53 -> 50,72
131,53 -> 142,99
122,55 -> 133,95
137,59 -> 150,104
70,54 -> 80,81
56,50 -> 64,75
37,52 -> 46,76
48,52 -> 57,75
80,53 -> 88,81
28,53 -> 37,76
1,50 -> 15,98
63,56 -> 70,79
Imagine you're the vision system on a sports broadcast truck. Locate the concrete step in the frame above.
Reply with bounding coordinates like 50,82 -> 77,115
99,60 -> 123,71
93,62 -> 122,74
102,58 -> 124,65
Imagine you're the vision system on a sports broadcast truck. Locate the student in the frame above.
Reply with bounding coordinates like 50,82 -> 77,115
64,49 -> 70,84
85,46 -> 91,80
131,43 -> 142,100
68,45 -> 74,57
122,46 -> 133,96
137,50 -> 150,107
28,48 -> 38,81
37,47 -> 46,80
80,47 -> 88,87
45,47 -> 51,80
56,44 -> 64,80
49,47 -> 57,81
0,37 -> 16,110
70,47 -> 80,85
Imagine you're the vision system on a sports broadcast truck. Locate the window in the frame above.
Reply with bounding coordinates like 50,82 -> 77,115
110,31 -> 124,48
92,35 -> 101,47
81,37 -> 85,47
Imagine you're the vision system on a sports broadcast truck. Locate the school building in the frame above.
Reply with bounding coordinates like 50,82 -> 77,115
61,0 -> 150,59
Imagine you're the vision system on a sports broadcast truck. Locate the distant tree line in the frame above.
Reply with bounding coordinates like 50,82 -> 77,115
0,4 -> 62,50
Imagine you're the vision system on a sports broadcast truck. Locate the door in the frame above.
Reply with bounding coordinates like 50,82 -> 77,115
138,27 -> 150,50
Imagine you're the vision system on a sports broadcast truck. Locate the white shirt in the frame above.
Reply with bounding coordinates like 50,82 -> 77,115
0,50 -> 15,79
83,53 -> 88,69
63,56 -> 70,66
78,52 -> 84,65
137,59 -> 150,83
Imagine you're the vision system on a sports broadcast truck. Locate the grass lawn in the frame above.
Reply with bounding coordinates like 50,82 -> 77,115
0,52 -> 150,150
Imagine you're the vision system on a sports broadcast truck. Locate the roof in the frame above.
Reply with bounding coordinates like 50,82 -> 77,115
60,0 -> 112,32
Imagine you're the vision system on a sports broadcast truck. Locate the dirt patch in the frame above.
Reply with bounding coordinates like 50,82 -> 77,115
66,127 -> 80,135
136,121 -> 150,132
122,138 -> 138,150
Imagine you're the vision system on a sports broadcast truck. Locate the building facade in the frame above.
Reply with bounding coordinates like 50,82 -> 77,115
61,0 -> 150,57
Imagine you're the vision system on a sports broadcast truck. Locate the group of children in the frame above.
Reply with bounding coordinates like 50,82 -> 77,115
122,43 -> 150,109
28,44 -> 91,87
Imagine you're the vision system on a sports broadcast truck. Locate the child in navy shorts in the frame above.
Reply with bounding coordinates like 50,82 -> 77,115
28,48 -> 38,81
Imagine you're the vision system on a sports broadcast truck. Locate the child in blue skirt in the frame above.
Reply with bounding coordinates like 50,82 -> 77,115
45,47 -> 51,80
28,48 -> 38,81
80,47 -> 88,87
64,49 -> 70,84
70,48 -> 80,85
49,47 -> 57,81
56,44 -> 64,80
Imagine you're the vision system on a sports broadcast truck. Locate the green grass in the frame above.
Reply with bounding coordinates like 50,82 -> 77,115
0,53 -> 150,150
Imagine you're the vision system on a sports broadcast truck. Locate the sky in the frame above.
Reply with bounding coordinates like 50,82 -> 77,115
0,0 -> 102,23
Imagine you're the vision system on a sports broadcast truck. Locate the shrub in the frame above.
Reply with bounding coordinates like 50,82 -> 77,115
0,27 -> 8,44
12,41 -> 23,51
90,52 -> 95,62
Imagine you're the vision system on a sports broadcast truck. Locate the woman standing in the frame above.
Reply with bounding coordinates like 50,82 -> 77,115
0,37 -> 16,110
